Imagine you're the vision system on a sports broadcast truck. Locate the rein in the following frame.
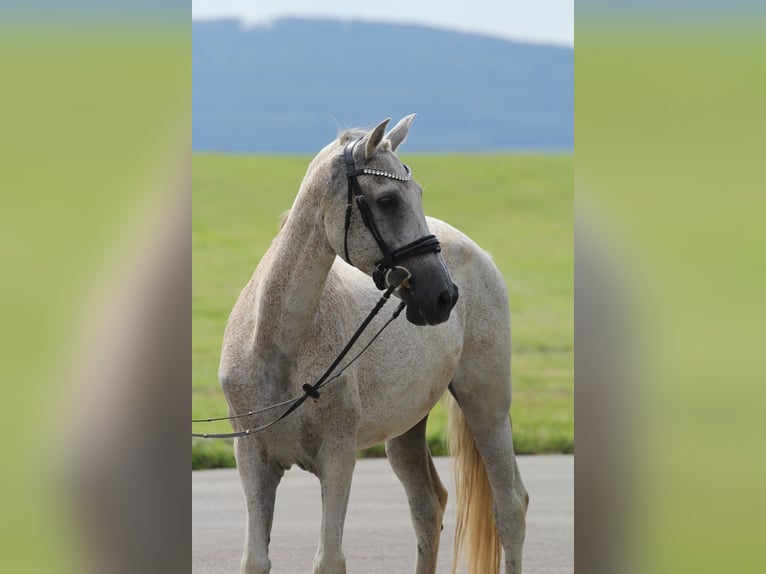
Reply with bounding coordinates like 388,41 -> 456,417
192,277 -> 408,439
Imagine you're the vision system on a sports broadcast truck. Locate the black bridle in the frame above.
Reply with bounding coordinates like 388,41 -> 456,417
342,139 -> 442,290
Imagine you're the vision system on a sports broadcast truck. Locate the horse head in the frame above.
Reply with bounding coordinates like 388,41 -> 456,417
323,114 -> 459,326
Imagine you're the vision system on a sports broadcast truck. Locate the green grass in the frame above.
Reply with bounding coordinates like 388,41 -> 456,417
192,153 -> 573,468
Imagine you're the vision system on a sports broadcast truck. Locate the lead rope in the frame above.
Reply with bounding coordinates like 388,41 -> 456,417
192,281 -> 407,439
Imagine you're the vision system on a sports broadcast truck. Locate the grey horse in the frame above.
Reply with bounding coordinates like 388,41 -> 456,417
219,115 -> 528,573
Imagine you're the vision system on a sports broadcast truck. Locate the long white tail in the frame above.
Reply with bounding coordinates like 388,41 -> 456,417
448,395 -> 502,574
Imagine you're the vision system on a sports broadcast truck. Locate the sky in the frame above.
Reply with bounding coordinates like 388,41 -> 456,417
192,0 -> 574,47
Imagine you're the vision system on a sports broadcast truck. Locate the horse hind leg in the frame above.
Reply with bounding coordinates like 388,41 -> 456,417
448,380 -> 528,574
386,416 -> 448,574
233,437 -> 284,574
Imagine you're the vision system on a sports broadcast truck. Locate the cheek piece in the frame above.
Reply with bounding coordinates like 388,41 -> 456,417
342,139 -> 442,290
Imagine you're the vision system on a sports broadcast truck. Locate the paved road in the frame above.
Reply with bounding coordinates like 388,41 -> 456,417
193,455 -> 572,573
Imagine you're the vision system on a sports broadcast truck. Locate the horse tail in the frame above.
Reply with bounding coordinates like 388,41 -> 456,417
448,394 -> 502,574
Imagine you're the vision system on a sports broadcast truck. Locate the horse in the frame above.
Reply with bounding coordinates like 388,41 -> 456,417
218,114 -> 528,574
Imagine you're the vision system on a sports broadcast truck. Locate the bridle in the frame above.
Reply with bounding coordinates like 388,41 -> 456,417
192,140 -> 446,439
342,139 -> 442,290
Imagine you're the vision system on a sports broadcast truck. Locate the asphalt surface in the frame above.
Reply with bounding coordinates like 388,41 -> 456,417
193,455 -> 573,573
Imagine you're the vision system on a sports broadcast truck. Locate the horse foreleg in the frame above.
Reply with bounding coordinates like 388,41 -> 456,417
386,416 -> 448,574
233,437 -> 283,574
314,444 -> 356,574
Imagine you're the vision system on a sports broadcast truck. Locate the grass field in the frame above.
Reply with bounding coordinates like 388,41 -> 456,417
192,153 -> 572,469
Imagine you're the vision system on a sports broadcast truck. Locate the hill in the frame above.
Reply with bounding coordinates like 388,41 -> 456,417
192,18 -> 573,153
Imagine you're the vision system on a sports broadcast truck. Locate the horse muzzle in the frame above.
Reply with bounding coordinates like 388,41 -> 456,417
402,280 -> 459,326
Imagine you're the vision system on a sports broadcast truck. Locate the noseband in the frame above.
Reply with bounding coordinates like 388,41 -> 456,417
342,139 -> 442,290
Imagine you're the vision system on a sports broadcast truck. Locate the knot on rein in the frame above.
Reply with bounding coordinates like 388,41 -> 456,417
192,280 -> 407,439
295,279 -> 398,401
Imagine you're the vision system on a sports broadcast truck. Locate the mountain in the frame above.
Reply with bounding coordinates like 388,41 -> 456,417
193,18 -> 573,153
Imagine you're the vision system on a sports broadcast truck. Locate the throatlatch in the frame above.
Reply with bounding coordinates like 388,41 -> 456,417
342,139 -> 442,289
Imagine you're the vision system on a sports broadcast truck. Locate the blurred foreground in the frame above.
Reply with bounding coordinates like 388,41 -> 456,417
575,5 -> 766,574
0,9 -> 190,574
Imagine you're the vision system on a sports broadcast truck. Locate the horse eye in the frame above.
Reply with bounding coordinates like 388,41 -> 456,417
377,195 -> 398,210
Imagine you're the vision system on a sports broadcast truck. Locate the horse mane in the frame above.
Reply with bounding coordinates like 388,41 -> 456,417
338,128 -> 365,144
338,128 -> 391,151
278,210 -> 290,231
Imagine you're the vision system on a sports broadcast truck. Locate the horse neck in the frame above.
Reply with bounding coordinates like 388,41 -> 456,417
254,186 -> 336,358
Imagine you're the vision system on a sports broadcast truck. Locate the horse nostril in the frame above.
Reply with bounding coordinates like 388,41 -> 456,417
437,289 -> 452,311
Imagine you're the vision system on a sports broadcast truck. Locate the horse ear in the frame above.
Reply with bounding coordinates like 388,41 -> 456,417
386,113 -> 416,152
360,118 -> 391,160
